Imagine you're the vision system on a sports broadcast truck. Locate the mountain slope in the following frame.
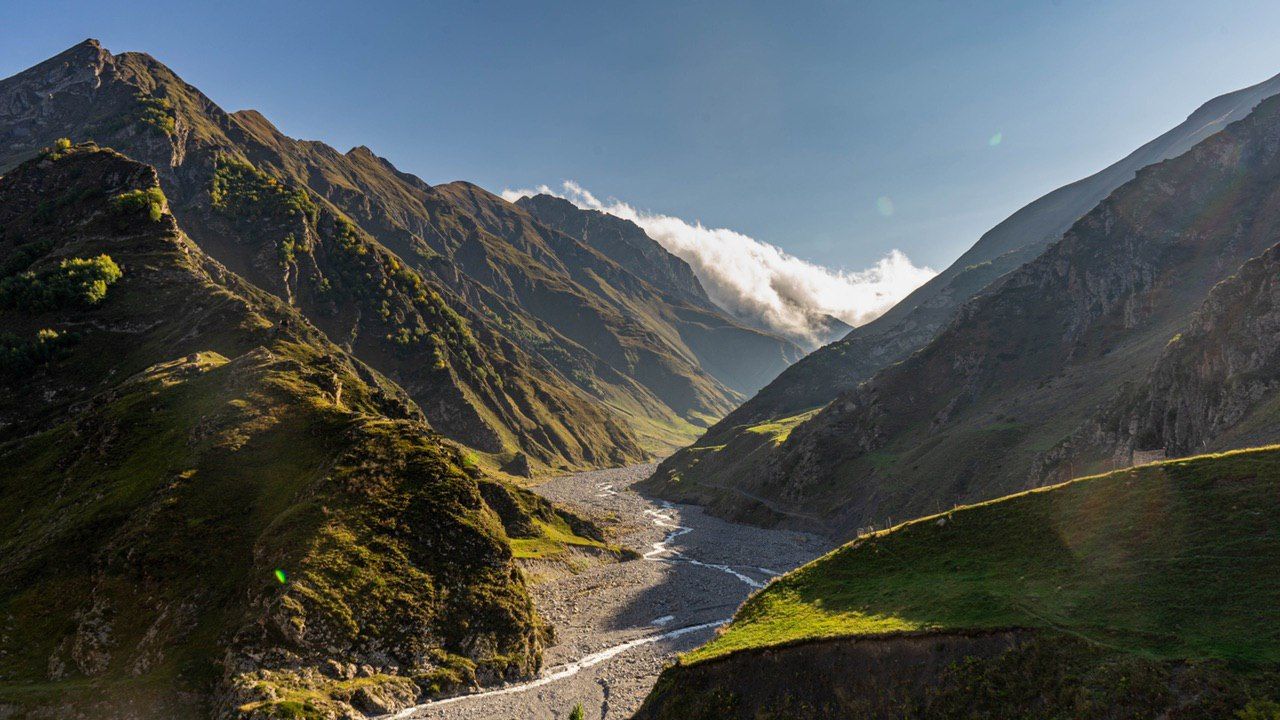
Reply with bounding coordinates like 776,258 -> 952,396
0,39 -> 753,470
636,446 -> 1280,719
1038,240 -> 1280,481
517,193 -> 805,395
0,145 -> 610,719
648,89 -> 1280,537
654,69 -> 1280,497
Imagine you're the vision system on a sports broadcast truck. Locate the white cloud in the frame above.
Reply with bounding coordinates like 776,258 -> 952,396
502,182 -> 936,347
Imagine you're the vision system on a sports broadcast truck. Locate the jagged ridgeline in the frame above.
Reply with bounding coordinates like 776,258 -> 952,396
637,447 -> 1280,719
0,145 -> 615,717
0,39 -> 802,474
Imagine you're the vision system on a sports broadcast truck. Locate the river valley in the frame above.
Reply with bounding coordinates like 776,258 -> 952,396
389,464 -> 830,720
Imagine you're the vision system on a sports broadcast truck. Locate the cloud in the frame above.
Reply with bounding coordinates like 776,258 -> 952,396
501,182 -> 936,347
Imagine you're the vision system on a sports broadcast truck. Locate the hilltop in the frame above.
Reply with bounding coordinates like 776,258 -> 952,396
637,446 -> 1280,719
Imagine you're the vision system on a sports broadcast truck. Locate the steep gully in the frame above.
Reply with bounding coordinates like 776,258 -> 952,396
387,464 -> 829,719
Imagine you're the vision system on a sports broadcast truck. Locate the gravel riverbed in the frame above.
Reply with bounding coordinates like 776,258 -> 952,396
390,463 -> 830,720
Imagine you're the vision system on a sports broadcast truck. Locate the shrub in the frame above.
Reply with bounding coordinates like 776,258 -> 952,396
0,328 -> 74,376
568,703 -> 584,720
0,254 -> 123,310
42,137 -> 73,161
113,187 -> 166,222
135,93 -> 176,136
210,156 -> 318,224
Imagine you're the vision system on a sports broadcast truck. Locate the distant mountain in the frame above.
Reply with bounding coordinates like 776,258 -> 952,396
0,39 -> 791,473
517,193 -> 805,395
648,69 -> 1280,529
637,446 -> 1280,719
0,145 -> 615,718
517,193 -> 714,308
648,84 -> 1280,538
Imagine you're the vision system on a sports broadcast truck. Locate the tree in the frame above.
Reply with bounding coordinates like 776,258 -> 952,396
568,703 -> 585,720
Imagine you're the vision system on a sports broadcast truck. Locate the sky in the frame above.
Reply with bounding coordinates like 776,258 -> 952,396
4,0 -> 1280,338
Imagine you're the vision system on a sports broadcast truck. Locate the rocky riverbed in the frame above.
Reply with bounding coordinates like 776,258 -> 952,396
389,463 -> 830,720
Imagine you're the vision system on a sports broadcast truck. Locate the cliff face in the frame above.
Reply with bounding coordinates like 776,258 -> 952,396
1038,242 -> 1280,482
651,68 -> 1280,514
651,90 -> 1280,537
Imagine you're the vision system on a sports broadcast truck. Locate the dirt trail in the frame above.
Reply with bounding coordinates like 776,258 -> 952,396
388,464 -> 829,720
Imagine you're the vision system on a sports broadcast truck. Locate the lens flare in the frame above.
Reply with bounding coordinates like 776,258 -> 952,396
876,196 -> 895,217
989,131 -> 1003,147
274,568 -> 287,584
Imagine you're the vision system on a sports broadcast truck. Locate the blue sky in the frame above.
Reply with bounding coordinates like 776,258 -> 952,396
4,0 -> 1280,276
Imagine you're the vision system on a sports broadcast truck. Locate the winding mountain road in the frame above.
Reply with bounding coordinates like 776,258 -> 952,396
388,463 -> 829,720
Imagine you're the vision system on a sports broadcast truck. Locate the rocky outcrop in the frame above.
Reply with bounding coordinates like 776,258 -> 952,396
1037,242 -> 1280,483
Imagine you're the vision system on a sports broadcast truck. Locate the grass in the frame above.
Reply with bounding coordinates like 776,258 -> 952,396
742,409 -> 819,445
685,445 -> 1280,665
509,517 -> 611,559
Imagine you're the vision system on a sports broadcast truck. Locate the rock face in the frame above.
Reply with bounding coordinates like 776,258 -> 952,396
650,89 -> 1280,538
1038,241 -> 1280,482
0,39 -> 765,472
0,146 -> 598,719
650,67 -> 1280,521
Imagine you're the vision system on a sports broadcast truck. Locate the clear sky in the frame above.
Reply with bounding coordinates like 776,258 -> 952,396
4,0 -> 1280,276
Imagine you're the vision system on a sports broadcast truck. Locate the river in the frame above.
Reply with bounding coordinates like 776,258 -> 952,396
387,463 -> 830,719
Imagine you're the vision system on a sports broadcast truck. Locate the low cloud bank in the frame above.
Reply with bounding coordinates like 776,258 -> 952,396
501,181 -> 936,347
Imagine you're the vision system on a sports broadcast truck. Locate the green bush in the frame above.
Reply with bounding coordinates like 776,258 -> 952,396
1240,699 -> 1280,720
0,254 -> 123,311
113,187 -> 166,222
569,703 -> 584,720
135,93 -> 176,136
42,137 -> 73,161
0,328 -> 74,376
210,156 -> 318,224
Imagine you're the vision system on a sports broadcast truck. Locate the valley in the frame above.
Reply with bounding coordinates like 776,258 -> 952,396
393,464 -> 828,720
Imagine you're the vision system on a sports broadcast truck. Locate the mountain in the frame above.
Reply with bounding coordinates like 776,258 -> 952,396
0,145 -> 621,718
651,69 -> 1280,506
636,446 -> 1280,719
0,39 -> 778,473
516,193 -> 805,395
647,72 -> 1280,534
1037,240 -> 1280,482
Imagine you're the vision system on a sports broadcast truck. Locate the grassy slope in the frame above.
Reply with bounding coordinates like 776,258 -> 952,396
687,446 -> 1280,665
0,146 -> 610,719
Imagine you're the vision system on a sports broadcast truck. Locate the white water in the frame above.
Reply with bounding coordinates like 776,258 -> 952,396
386,620 -> 726,717
385,484 -> 772,717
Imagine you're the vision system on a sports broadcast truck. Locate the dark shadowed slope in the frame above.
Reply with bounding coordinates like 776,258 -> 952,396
1037,240 -> 1280,482
649,70 -> 1280,531
654,68 -> 1280,504
649,89 -> 1280,537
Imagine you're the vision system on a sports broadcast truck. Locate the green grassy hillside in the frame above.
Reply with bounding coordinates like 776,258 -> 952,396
687,445 -> 1280,665
0,145 -> 610,719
